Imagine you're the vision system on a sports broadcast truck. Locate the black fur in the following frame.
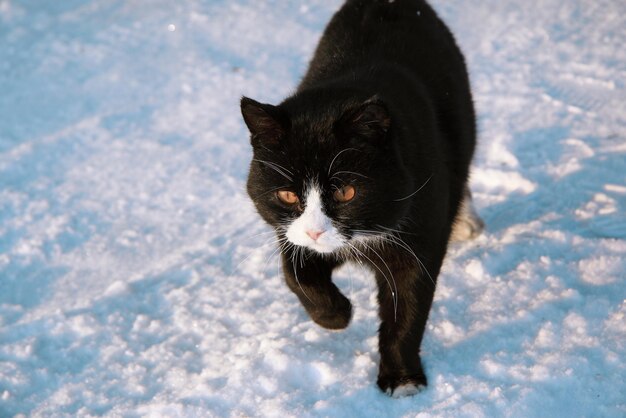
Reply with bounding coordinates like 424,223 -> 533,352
241,0 -> 476,396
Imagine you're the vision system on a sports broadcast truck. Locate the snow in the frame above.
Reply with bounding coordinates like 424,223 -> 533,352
0,0 -> 625,416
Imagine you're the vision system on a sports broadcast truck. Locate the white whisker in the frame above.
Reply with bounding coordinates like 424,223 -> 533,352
242,229 -> 278,242
299,245 -> 306,269
375,224 -> 417,236
361,241 -> 399,321
392,174 -> 433,202
230,234 -> 281,276
352,229 -> 436,288
386,235 -> 435,288
328,148 -> 360,176
347,242 -> 398,322
291,246 -> 315,305
252,159 -> 294,182
261,243 -> 285,277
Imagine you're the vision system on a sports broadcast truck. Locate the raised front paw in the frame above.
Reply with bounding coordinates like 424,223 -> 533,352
377,372 -> 427,398
307,294 -> 352,330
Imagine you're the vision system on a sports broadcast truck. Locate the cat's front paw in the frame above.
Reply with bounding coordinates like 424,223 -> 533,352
307,295 -> 352,330
377,373 -> 427,398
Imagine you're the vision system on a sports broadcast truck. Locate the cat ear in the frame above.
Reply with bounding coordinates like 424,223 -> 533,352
337,98 -> 391,142
240,97 -> 288,147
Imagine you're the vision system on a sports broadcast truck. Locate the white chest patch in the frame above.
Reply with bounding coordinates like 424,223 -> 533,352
285,184 -> 345,253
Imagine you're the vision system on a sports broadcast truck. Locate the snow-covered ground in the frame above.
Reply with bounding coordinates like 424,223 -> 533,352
1,0 -> 625,416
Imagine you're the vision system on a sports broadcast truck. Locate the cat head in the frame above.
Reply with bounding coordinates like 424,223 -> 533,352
241,92 -> 415,255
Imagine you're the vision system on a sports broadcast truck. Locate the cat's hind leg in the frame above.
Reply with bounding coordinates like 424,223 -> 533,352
449,185 -> 484,242
281,250 -> 352,330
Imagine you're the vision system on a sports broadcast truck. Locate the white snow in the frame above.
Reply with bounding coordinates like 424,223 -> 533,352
1,0 -> 625,416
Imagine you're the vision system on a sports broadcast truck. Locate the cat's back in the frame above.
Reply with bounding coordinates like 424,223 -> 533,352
300,0 -> 466,90
294,0 -> 476,209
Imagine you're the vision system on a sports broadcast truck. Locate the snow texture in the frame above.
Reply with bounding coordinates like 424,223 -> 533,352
0,0 -> 625,416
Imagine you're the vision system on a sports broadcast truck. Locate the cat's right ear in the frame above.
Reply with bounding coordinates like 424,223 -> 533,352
240,97 -> 288,147
336,98 -> 391,144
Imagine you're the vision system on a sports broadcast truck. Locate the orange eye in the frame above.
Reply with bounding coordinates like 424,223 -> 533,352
333,185 -> 356,202
277,190 -> 299,205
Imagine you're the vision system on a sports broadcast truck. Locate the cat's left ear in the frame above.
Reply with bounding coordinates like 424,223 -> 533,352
240,97 -> 288,147
336,97 -> 391,142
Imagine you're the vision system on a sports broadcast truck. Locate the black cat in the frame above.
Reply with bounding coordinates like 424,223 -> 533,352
241,0 -> 483,397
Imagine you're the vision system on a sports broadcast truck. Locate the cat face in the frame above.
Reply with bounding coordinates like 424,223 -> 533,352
242,94 -> 410,255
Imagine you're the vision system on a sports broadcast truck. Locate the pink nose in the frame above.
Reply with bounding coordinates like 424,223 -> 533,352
306,230 -> 324,241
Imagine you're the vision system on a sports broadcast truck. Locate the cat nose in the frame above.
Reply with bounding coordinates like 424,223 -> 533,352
306,230 -> 324,241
